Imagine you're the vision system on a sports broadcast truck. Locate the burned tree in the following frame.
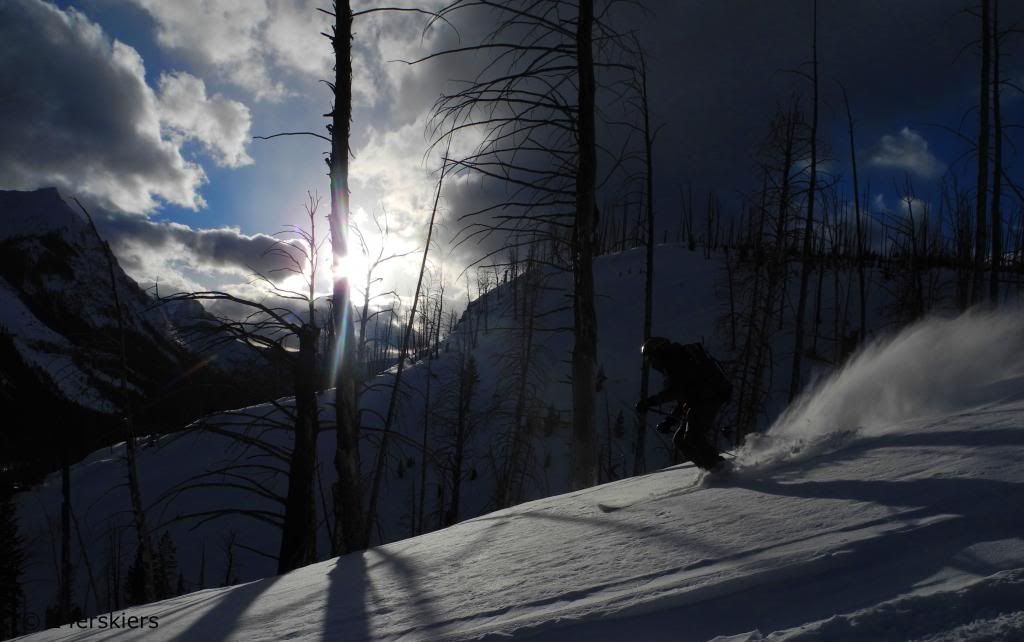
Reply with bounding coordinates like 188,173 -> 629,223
973,0 -> 992,305
161,194 -> 330,574
789,0 -> 821,402
423,0 -> 633,490
732,102 -> 807,436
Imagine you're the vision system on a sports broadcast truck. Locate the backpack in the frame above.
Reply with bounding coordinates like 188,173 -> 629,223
680,342 -> 733,403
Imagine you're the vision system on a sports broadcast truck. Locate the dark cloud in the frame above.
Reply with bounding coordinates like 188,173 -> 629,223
404,0 -> 1023,260
96,211 -> 303,286
0,0 -> 207,212
636,0 -> 1015,200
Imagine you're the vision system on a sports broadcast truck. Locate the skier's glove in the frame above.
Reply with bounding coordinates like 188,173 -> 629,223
655,418 -> 677,434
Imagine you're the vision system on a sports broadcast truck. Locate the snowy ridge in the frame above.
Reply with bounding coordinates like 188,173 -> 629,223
16,310 -> 1024,641
0,277 -> 116,413
0,189 -> 181,411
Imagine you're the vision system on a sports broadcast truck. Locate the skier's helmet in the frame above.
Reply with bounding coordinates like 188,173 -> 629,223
641,337 -> 671,359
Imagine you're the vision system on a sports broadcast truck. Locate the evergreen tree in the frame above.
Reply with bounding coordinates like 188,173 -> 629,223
0,473 -> 25,639
125,531 -> 180,605
154,532 -> 178,600
123,545 -> 147,607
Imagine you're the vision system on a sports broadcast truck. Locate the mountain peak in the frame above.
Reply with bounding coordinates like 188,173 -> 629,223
0,187 -> 90,242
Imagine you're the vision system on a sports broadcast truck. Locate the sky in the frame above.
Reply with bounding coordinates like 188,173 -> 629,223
1,0 -> 1021,312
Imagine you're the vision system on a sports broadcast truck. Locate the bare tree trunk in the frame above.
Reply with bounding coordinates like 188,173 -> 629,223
76,200 -> 154,604
735,170 -> 769,436
831,202 -> 841,362
416,350 -> 432,535
60,443 -> 72,620
500,257 -> 539,508
973,0 -> 991,304
434,279 -> 444,359
789,0 -> 819,402
990,0 -> 1002,304
775,104 -> 798,333
571,0 -> 599,490
278,325 -> 321,573
813,218 -> 826,355
903,183 -> 926,319
365,143 -> 450,546
842,87 -> 868,341
69,506 -> 99,615
329,0 -> 365,556
447,355 -> 476,525
635,47 -> 654,477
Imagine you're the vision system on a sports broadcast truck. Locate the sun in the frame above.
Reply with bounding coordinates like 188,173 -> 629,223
332,247 -> 372,292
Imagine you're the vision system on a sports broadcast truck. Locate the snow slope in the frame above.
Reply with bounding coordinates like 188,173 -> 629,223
14,244 -> 729,624
16,310 -> 1024,641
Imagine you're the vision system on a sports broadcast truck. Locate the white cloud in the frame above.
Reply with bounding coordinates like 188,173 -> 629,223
263,1 -> 334,80
157,72 -> 254,168
124,0 -> 335,101
0,0 -> 208,213
121,0 -> 454,115
868,127 -> 945,179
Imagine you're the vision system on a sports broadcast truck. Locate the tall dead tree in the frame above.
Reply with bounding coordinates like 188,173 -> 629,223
161,196 -> 330,575
734,103 -> 804,436
425,0 -> 619,490
841,85 -> 867,342
0,472 -> 24,639
634,43 -> 655,476
445,353 -> 478,526
571,0 -> 599,490
256,2 -> 440,555
351,209 -> 416,379
944,175 -> 974,310
990,0 -> 1003,304
77,200 -> 155,606
496,253 -> 545,508
973,0 -> 992,304
324,1 -> 365,556
364,145 -> 451,546
273,196 -> 327,573
789,0 -> 820,402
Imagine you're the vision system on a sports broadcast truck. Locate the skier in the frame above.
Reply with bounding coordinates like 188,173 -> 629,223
634,337 -> 733,471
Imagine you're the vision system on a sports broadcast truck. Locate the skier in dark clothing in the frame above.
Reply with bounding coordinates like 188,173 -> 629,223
635,337 -> 732,471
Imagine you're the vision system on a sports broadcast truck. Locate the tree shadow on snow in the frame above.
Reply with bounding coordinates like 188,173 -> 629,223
320,540 -> 470,640
322,552 -> 370,642
123,574 -> 284,642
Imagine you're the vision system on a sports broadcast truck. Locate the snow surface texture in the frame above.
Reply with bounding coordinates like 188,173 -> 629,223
16,310 -> 1024,641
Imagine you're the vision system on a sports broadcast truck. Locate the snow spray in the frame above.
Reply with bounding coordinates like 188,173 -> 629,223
739,307 -> 1024,468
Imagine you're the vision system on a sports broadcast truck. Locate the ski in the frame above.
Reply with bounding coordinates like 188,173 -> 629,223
596,479 -> 704,513
595,461 -> 735,512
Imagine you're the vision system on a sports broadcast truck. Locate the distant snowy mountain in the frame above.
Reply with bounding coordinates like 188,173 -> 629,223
0,189 -> 276,481
0,189 -> 175,409
16,310 -> 1024,641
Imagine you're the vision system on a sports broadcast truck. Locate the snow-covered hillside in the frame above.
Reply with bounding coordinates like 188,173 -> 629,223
16,309 -> 1024,640
15,244 -> 730,623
